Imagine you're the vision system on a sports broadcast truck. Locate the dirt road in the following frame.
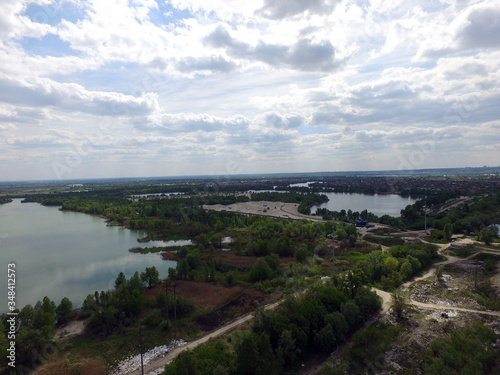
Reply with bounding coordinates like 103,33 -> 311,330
373,288 -> 393,314
409,300 -> 500,317
128,301 -> 281,375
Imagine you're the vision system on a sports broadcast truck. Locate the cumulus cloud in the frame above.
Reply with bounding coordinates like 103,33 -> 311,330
0,75 -> 158,116
416,2 -> 500,59
204,25 -> 339,72
143,112 -> 250,133
256,0 -> 340,19
456,4 -> 500,50
175,55 -> 238,73
254,112 -> 307,129
0,0 -> 55,39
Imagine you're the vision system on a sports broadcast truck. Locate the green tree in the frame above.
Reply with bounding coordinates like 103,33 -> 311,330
56,297 -> 73,325
19,304 -> 35,329
32,296 -> 56,335
250,259 -> 272,282
314,324 -> 335,352
400,260 -> 413,280
479,226 -> 498,245
141,266 -> 160,288
353,287 -> 381,319
115,271 -> 127,289
384,257 -> 399,275
391,290 -> 409,319
444,223 -> 453,241
177,259 -> 190,280
324,311 -> 348,342
236,333 -> 281,375
277,329 -> 300,367
175,350 -> 200,375
276,236 -> 293,257
294,244 -> 309,263
265,253 -> 280,271
340,300 -> 362,328
129,271 -> 144,292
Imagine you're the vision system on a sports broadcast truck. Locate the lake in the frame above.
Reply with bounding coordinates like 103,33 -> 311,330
311,192 -> 417,217
0,199 -> 176,310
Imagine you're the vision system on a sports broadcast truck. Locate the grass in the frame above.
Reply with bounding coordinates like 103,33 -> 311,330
364,234 -> 405,247
446,245 -> 477,258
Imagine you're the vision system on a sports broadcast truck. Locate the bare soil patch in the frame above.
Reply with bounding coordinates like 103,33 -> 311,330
169,280 -> 244,309
213,253 -> 258,266
33,354 -> 107,375
161,251 -> 182,261
55,319 -> 86,341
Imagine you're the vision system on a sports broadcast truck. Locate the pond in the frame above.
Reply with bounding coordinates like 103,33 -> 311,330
0,199 -> 176,310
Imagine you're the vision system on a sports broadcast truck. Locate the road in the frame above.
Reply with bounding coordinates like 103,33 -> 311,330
279,203 -> 324,221
129,301 -> 281,375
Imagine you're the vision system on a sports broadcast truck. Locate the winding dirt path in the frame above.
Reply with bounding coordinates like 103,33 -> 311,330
409,300 -> 500,317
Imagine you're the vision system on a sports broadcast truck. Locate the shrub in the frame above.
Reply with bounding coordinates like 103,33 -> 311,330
145,309 -> 162,327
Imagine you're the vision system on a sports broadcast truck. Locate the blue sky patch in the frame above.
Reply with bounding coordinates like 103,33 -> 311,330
23,1 -> 87,27
20,33 -> 75,57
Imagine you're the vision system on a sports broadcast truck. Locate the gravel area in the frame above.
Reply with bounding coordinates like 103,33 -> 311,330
110,339 -> 187,375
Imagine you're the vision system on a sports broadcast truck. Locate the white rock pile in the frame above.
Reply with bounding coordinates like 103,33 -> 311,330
111,339 -> 187,375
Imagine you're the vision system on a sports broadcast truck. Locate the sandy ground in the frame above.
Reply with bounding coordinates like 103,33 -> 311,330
54,319 -> 86,341
203,201 -> 324,221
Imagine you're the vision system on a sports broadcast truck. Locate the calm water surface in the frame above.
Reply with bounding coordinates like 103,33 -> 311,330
312,192 -> 417,217
0,199 -> 176,310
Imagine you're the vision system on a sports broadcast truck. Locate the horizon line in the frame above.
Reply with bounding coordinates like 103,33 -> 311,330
1,166 -> 500,184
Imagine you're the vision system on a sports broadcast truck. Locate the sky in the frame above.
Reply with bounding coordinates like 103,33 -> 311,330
0,0 -> 499,181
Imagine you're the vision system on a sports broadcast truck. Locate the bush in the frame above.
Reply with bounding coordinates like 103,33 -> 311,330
294,245 -> 309,263
223,272 -> 235,287
250,259 -> 272,282
145,309 -> 162,327
485,257 -> 496,272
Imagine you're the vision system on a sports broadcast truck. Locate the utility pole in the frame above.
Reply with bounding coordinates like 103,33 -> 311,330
139,325 -> 144,375
424,196 -> 428,235
332,225 -> 335,274
173,282 -> 177,339
165,279 -> 169,329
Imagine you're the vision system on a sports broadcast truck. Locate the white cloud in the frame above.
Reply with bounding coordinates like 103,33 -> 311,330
0,74 -> 158,116
256,0 -> 340,20
0,0 -> 55,39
